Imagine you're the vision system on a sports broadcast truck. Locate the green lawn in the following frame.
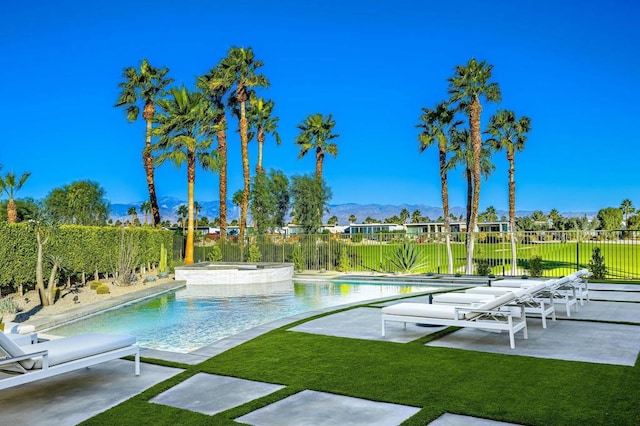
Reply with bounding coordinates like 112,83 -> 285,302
83,306 -> 640,425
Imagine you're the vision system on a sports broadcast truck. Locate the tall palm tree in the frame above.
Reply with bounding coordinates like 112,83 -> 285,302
115,59 -> 173,227
154,86 -> 215,265
295,113 -> 339,179
449,128 -> 495,230
126,206 -> 137,225
0,171 -> 31,223
198,62 -> 235,241
218,47 -> 269,240
620,199 -> 635,229
487,109 -> 531,275
448,58 -> 501,273
140,201 -> 152,225
248,94 -> 281,173
418,101 -> 460,274
176,204 -> 188,234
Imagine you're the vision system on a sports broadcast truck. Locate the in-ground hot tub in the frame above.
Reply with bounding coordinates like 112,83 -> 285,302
174,262 -> 294,286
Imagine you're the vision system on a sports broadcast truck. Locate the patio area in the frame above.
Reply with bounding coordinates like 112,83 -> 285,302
0,283 -> 638,425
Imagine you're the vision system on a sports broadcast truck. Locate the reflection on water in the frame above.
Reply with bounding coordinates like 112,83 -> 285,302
49,281 -> 438,353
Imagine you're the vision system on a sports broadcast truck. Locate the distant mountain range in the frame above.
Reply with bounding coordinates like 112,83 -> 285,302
110,197 -> 595,225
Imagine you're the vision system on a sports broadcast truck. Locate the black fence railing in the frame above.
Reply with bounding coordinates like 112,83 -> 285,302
174,230 -> 640,280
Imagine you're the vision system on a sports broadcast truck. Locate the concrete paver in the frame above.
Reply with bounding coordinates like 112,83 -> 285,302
428,413 -> 521,425
0,359 -> 183,426
150,373 -> 284,416
236,389 -> 421,426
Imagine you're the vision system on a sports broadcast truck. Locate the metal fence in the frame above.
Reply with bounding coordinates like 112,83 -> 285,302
176,230 -> 640,280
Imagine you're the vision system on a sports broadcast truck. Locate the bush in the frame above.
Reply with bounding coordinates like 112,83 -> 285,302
247,244 -> 262,262
589,247 -> 607,279
527,255 -> 543,277
208,244 -> 223,262
289,245 -> 304,272
387,241 -> 426,273
475,259 -> 491,276
96,284 -> 110,294
89,280 -> 102,290
0,297 -> 19,322
337,248 -> 351,272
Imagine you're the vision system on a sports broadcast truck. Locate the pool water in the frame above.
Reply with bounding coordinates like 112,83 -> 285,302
49,281 -> 439,353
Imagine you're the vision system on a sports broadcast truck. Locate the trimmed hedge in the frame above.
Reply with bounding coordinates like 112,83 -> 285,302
0,223 -> 173,292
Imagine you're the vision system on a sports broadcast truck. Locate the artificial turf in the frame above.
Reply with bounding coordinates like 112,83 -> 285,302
82,310 -> 640,426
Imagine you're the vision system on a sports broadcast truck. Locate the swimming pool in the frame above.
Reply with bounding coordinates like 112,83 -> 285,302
48,281 -> 442,353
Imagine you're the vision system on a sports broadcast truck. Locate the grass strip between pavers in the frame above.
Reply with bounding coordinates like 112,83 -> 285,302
82,311 -> 640,426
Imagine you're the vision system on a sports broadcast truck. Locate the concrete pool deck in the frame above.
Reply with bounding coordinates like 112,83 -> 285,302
0,280 -> 638,425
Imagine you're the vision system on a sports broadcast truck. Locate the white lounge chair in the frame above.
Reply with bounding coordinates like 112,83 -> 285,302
463,282 -> 556,328
2,322 -> 37,346
381,292 -> 527,349
0,332 -> 140,390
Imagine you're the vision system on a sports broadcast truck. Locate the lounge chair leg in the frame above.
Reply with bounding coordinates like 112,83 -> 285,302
135,350 -> 140,376
381,319 -> 386,337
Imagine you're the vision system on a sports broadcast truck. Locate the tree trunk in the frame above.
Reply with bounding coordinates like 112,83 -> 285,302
217,115 -> 228,241
315,147 -> 324,180
256,128 -> 264,173
439,137 -> 454,274
185,152 -> 196,265
508,151 -> 517,275
465,168 -> 472,230
143,113 -> 161,226
239,100 -> 250,240
35,231 -> 50,306
47,262 -> 60,305
7,199 -> 17,223
466,96 -> 482,274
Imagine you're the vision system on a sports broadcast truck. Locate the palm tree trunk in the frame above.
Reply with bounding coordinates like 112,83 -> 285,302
144,116 -> 161,226
257,129 -> 265,173
217,115 -> 228,241
239,101 -> 250,240
465,168 -> 472,230
466,97 -> 482,274
508,152 -> 517,275
185,153 -> 196,265
439,139 -> 453,274
7,199 -> 17,223
315,148 -> 324,179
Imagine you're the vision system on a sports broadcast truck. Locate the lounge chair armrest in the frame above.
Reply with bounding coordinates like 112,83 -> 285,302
0,349 -> 48,367
454,307 -> 513,316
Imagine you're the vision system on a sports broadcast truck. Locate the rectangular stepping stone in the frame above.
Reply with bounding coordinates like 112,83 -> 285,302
150,373 -> 284,416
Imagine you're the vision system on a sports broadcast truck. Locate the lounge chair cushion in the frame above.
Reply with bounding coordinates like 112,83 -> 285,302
0,332 -> 33,368
523,282 -> 547,295
478,292 -> 515,311
28,333 -> 137,369
466,287 -> 525,298
432,293 -> 495,304
491,279 -> 525,288
381,303 -> 477,320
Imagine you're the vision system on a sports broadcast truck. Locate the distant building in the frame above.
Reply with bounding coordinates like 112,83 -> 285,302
346,223 -> 405,234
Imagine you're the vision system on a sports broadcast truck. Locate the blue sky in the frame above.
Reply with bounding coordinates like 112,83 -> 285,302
1,0 -> 638,213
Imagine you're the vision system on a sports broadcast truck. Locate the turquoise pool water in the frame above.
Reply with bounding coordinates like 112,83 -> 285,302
49,281 -> 439,353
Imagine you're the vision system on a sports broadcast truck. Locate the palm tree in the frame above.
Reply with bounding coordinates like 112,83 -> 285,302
448,58 -> 501,274
0,171 -> 31,223
219,46 -> 269,240
154,86 -> 215,265
176,204 -> 188,234
248,94 -> 281,173
140,201 -> 152,225
296,114 -> 339,180
449,128 -> 495,230
486,109 -> 531,275
399,208 -> 410,224
411,210 -> 422,224
126,206 -> 137,225
194,201 -> 202,236
620,199 -> 635,229
418,101 -> 460,274
348,214 -> 357,224
115,59 -> 173,227
198,62 -> 235,241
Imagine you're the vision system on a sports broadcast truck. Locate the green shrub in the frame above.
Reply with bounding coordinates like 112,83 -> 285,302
208,244 -> 223,262
96,284 -> 110,294
527,255 -> 543,277
589,247 -> 607,279
247,244 -> 262,262
337,248 -> 351,272
387,241 -> 426,273
89,280 -> 102,290
475,259 -> 491,276
289,245 -> 304,272
0,297 -> 19,321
